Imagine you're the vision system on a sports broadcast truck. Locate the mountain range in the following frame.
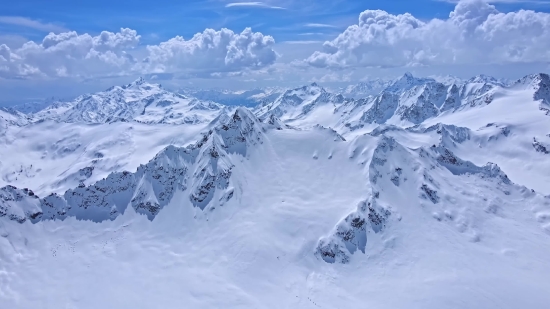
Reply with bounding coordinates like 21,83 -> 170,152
1,72 -> 550,308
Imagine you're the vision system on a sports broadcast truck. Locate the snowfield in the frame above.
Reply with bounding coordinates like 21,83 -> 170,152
1,74 -> 550,308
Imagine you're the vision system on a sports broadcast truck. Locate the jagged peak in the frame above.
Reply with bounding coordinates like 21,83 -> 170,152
514,73 -> 550,89
229,107 -> 260,126
131,76 -> 146,86
384,73 -> 436,93
468,74 -> 499,84
284,82 -> 326,95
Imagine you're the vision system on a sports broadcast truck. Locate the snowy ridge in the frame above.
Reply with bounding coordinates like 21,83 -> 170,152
180,87 -> 285,107
315,130 -> 544,263
341,79 -> 392,99
256,72 -> 509,130
254,83 -> 349,122
0,107 -> 30,127
0,108 -> 272,222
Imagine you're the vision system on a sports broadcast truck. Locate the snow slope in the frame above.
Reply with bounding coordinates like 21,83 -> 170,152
1,73 -> 550,309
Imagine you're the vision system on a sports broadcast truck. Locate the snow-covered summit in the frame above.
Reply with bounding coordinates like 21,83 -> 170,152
254,83 -> 326,119
341,79 -> 392,99
180,87 -> 285,108
24,78 -> 224,125
468,74 -> 508,87
383,72 -> 436,93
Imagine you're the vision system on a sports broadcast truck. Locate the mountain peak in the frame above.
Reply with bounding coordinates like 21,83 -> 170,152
468,74 -> 500,85
515,73 -> 550,89
121,77 -> 148,90
133,77 -> 146,85
384,73 -> 435,93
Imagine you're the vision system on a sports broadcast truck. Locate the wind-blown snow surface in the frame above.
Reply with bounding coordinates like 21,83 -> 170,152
2,74 -> 550,309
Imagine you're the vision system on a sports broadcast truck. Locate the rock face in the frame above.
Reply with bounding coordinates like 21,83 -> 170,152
0,186 -> 42,223
0,108 -> 273,223
315,198 -> 391,264
514,73 -> 550,114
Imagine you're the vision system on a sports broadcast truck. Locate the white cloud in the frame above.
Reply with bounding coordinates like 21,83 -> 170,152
283,40 -> 324,44
311,71 -> 352,83
0,28 -> 140,79
305,0 -> 550,69
140,28 -> 277,76
225,2 -> 285,9
304,23 -> 337,28
0,27 -> 277,80
0,16 -> 68,33
439,0 -> 550,4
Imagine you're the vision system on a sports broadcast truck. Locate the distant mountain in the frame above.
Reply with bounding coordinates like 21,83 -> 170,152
179,87 -> 285,108
340,79 -> 392,99
254,72 -> 507,129
24,78 -> 226,125
254,82 -> 349,124
12,97 -> 66,114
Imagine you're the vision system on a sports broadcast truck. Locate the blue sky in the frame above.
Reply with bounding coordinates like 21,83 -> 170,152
3,0 -> 548,45
1,0 -> 550,105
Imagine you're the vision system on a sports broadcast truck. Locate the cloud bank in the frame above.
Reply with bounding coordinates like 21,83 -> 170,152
305,0 -> 550,69
0,27 -> 277,79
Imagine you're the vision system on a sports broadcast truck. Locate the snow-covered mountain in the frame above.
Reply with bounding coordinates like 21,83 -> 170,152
2,73 -> 550,309
254,83 -> 349,124
180,87 -> 285,108
253,72 -> 519,130
26,78 -> 225,125
11,96 -> 66,114
1,108 -> 268,223
340,78 -> 392,99
0,106 -> 30,127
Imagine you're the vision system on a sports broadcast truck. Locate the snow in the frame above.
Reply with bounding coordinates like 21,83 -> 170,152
1,73 -> 550,308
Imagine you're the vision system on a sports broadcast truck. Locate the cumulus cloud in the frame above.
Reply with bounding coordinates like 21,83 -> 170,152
0,28 -> 140,79
305,0 -> 550,69
139,28 -> 277,75
0,27 -> 277,79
